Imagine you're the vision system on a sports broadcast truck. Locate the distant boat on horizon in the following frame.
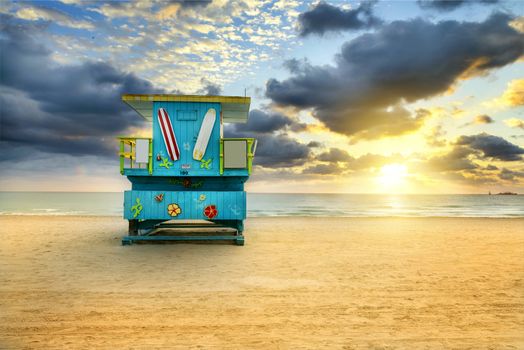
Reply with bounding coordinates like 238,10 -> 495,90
496,192 -> 518,195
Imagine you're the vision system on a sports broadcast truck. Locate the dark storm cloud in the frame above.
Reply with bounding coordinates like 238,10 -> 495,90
418,0 -> 498,12
223,130 -> 310,168
266,13 -> 524,140
224,109 -> 311,168
197,78 -> 222,95
302,163 -> 344,175
233,109 -> 305,134
298,1 -> 382,36
224,130 -> 311,168
456,133 -> 524,161
425,146 -> 479,172
499,168 -> 524,181
168,0 -> 213,7
307,141 -> 322,148
0,15 -> 161,161
317,148 -> 353,163
251,134 -> 311,168
422,134 -> 524,178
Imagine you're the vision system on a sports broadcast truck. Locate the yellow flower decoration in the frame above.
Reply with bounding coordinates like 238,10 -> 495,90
167,203 -> 181,217
199,194 -> 206,201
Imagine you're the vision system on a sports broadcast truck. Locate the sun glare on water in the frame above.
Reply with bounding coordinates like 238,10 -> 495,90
377,164 -> 408,189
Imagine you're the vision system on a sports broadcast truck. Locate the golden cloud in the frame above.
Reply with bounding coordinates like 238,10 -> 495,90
504,118 -> 524,129
490,79 -> 524,108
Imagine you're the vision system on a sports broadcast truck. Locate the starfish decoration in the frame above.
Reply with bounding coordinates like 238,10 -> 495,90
131,198 -> 143,218
183,142 -> 190,151
200,158 -> 212,169
229,204 -> 240,216
159,157 -> 173,169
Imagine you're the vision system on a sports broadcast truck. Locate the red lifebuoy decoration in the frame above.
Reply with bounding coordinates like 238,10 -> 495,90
204,205 -> 218,219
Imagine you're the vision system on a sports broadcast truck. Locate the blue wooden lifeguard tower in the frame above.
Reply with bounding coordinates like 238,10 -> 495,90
118,94 -> 256,245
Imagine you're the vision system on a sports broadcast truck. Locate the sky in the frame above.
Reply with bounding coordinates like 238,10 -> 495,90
0,0 -> 523,194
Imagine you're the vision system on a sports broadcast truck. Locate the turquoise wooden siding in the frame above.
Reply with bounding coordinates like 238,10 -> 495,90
124,190 -> 246,220
152,101 -> 221,177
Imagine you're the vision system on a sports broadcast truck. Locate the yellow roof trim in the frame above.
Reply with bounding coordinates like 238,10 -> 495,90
122,94 -> 250,104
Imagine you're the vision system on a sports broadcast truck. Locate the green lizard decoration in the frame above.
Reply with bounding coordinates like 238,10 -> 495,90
159,157 -> 173,169
131,198 -> 143,218
200,158 -> 212,169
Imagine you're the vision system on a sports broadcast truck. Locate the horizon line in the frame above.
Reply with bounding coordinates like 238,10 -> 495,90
0,191 -> 518,195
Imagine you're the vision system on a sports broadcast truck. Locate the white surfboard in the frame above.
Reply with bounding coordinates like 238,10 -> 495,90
193,108 -> 216,160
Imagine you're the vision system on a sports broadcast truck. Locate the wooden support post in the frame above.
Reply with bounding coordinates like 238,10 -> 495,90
128,220 -> 139,236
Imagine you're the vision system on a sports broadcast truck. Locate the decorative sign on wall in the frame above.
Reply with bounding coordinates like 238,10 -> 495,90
167,203 -> 182,217
204,204 -> 218,219
131,198 -> 143,218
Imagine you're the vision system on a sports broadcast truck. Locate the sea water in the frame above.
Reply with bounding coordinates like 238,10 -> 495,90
0,192 -> 522,217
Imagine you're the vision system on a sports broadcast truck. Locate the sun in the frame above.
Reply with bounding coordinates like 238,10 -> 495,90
377,164 -> 408,189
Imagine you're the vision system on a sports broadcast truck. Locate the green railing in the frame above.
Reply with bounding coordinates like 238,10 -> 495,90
219,138 -> 257,175
118,137 -> 153,175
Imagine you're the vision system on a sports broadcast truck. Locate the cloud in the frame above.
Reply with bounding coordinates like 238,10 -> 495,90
425,125 -> 447,147
297,1 -> 381,36
419,141 -> 524,187
348,153 -> 405,171
418,0 -> 498,12
14,4 -> 94,29
0,16 -> 160,161
231,109 -> 306,134
417,133 -> 524,191
306,148 -> 406,175
510,16 -> 524,33
224,109 -> 311,168
504,118 -> 524,130
246,134 -> 311,168
196,78 -> 222,95
490,79 -> 524,108
461,114 -> 495,127
302,163 -> 344,175
456,133 -> 524,161
421,133 -> 524,184
499,167 -> 524,181
424,146 -> 479,172
266,13 -> 524,141
317,148 -> 353,163
307,141 -> 322,148
473,114 -> 495,124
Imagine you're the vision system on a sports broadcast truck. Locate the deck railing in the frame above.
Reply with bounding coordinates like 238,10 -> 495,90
219,138 -> 257,175
118,137 -> 153,175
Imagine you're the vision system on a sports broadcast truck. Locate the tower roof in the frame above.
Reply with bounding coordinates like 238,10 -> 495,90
122,94 -> 251,123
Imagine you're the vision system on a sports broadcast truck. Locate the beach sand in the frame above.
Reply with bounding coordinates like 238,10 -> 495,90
0,216 -> 523,349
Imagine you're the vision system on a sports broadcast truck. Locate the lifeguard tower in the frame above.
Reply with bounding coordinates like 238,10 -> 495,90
118,94 -> 256,245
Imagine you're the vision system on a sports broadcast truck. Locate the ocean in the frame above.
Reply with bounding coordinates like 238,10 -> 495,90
0,192 -> 522,217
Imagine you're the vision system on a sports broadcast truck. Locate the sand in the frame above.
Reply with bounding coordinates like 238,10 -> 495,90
0,216 -> 523,349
